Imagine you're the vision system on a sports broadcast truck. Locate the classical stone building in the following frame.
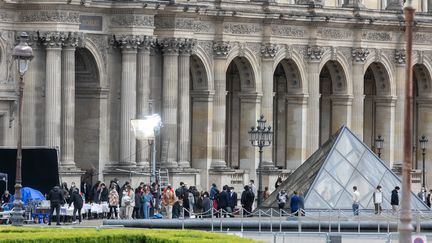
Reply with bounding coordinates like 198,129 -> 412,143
0,0 -> 431,191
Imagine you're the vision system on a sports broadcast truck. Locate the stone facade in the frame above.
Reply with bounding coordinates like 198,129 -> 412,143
1,0 -> 432,192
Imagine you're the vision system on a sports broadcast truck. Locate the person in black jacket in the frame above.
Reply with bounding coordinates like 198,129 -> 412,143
69,188 -> 83,223
241,185 -> 255,217
228,187 -> 238,218
218,185 -> 230,217
99,183 -> 109,203
391,186 -> 400,213
47,185 -> 65,225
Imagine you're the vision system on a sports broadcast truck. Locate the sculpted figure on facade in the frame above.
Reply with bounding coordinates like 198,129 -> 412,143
394,49 -> 406,65
306,45 -> 324,61
261,43 -> 278,59
213,41 -> 231,58
351,48 -> 370,63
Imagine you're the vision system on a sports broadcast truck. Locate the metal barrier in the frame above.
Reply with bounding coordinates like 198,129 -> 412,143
172,207 -> 432,234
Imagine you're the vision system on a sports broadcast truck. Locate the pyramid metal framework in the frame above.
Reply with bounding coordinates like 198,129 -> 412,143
262,126 -> 430,211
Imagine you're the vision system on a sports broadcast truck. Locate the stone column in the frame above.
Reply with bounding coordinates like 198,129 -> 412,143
239,92 -> 261,180
393,50 -> 407,166
117,36 -> 139,166
286,94 -> 308,170
136,37 -> 152,168
160,38 -> 180,168
305,46 -> 323,156
386,0 -> 403,10
331,94 -> 353,133
375,97 -> 396,167
260,43 -> 277,168
211,41 -> 231,169
42,34 -> 63,148
60,34 -> 79,167
351,48 -> 369,140
178,39 -> 196,168
22,34 -> 41,146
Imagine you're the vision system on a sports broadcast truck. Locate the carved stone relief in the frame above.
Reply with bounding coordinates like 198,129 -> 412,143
111,15 -> 154,27
110,35 -> 142,50
193,21 -> 214,33
261,43 -> 278,59
155,18 -> 193,30
318,28 -> 352,40
394,49 -> 406,65
306,45 -> 324,61
362,31 -> 392,42
351,48 -> 370,63
414,33 -> 432,44
271,25 -> 305,38
213,41 -> 231,58
20,11 -> 80,24
223,23 -> 262,35
197,40 -> 213,58
87,34 -> 109,69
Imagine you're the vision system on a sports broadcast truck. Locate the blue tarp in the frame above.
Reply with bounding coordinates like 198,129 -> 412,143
19,187 -> 45,205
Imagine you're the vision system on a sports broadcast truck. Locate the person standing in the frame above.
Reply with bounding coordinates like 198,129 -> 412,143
241,185 -> 254,217
352,186 -> 360,216
290,191 -> 300,216
373,185 -> 383,215
249,180 -> 257,209
209,183 -> 219,211
1,190 -> 11,204
47,185 -> 64,226
162,184 -> 175,219
122,185 -> 135,219
108,185 -> 119,219
391,186 -> 400,213
133,187 -> 143,219
228,187 -> 238,217
202,192 -> 212,218
428,189 -> 432,208
98,183 -> 109,203
142,186 -> 153,219
418,187 -> 428,205
298,191 -> 305,216
277,190 -> 289,210
218,185 -> 229,217
69,188 -> 83,224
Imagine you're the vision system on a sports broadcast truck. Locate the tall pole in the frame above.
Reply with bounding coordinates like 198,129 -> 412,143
11,75 -> 24,226
400,0 -> 415,241
258,146 -> 263,207
422,148 -> 426,188
151,139 -> 156,184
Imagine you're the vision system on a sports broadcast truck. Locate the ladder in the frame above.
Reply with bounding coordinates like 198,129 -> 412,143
157,169 -> 169,188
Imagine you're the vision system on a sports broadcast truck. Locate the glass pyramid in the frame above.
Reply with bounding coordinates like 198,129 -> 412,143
262,126 -> 430,211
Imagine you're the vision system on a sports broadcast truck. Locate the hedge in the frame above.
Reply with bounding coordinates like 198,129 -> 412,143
0,227 -> 262,243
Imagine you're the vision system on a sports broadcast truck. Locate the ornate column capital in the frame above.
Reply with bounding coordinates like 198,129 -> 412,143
260,43 -> 278,60
394,49 -> 406,65
351,48 -> 370,63
306,45 -> 324,62
179,38 -> 197,56
110,35 -> 142,50
296,0 -> 324,7
62,32 -> 84,49
213,41 -> 231,59
138,35 -> 155,53
38,31 -> 68,49
158,37 -> 181,55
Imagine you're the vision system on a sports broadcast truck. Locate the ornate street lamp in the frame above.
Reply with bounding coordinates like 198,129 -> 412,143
248,114 -> 273,207
375,135 -> 384,158
419,135 -> 428,189
131,114 -> 162,184
10,32 -> 33,226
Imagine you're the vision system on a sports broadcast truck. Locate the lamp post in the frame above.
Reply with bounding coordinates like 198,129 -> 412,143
419,135 -> 428,189
131,114 -> 162,184
10,32 -> 33,226
248,114 -> 273,208
375,135 -> 384,158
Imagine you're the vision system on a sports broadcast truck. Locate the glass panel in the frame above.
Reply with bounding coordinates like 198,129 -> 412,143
379,171 -> 401,200
305,189 -> 331,210
356,151 -> 386,188
334,190 -> 354,210
381,197 -> 391,211
346,171 -> 374,208
336,131 -> 365,168
324,150 -> 355,187
314,171 -> 343,208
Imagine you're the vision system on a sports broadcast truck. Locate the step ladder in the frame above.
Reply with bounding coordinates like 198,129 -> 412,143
157,169 -> 169,188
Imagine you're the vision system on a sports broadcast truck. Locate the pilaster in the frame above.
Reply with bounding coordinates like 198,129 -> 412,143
305,45 -> 323,157
211,41 -> 231,169
260,43 -> 278,168
286,94 -> 308,170
136,36 -> 153,168
351,48 -> 369,140
331,94 -> 353,133
178,39 -> 196,168
394,50 -> 406,166
160,38 -> 181,168
375,96 -> 397,167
